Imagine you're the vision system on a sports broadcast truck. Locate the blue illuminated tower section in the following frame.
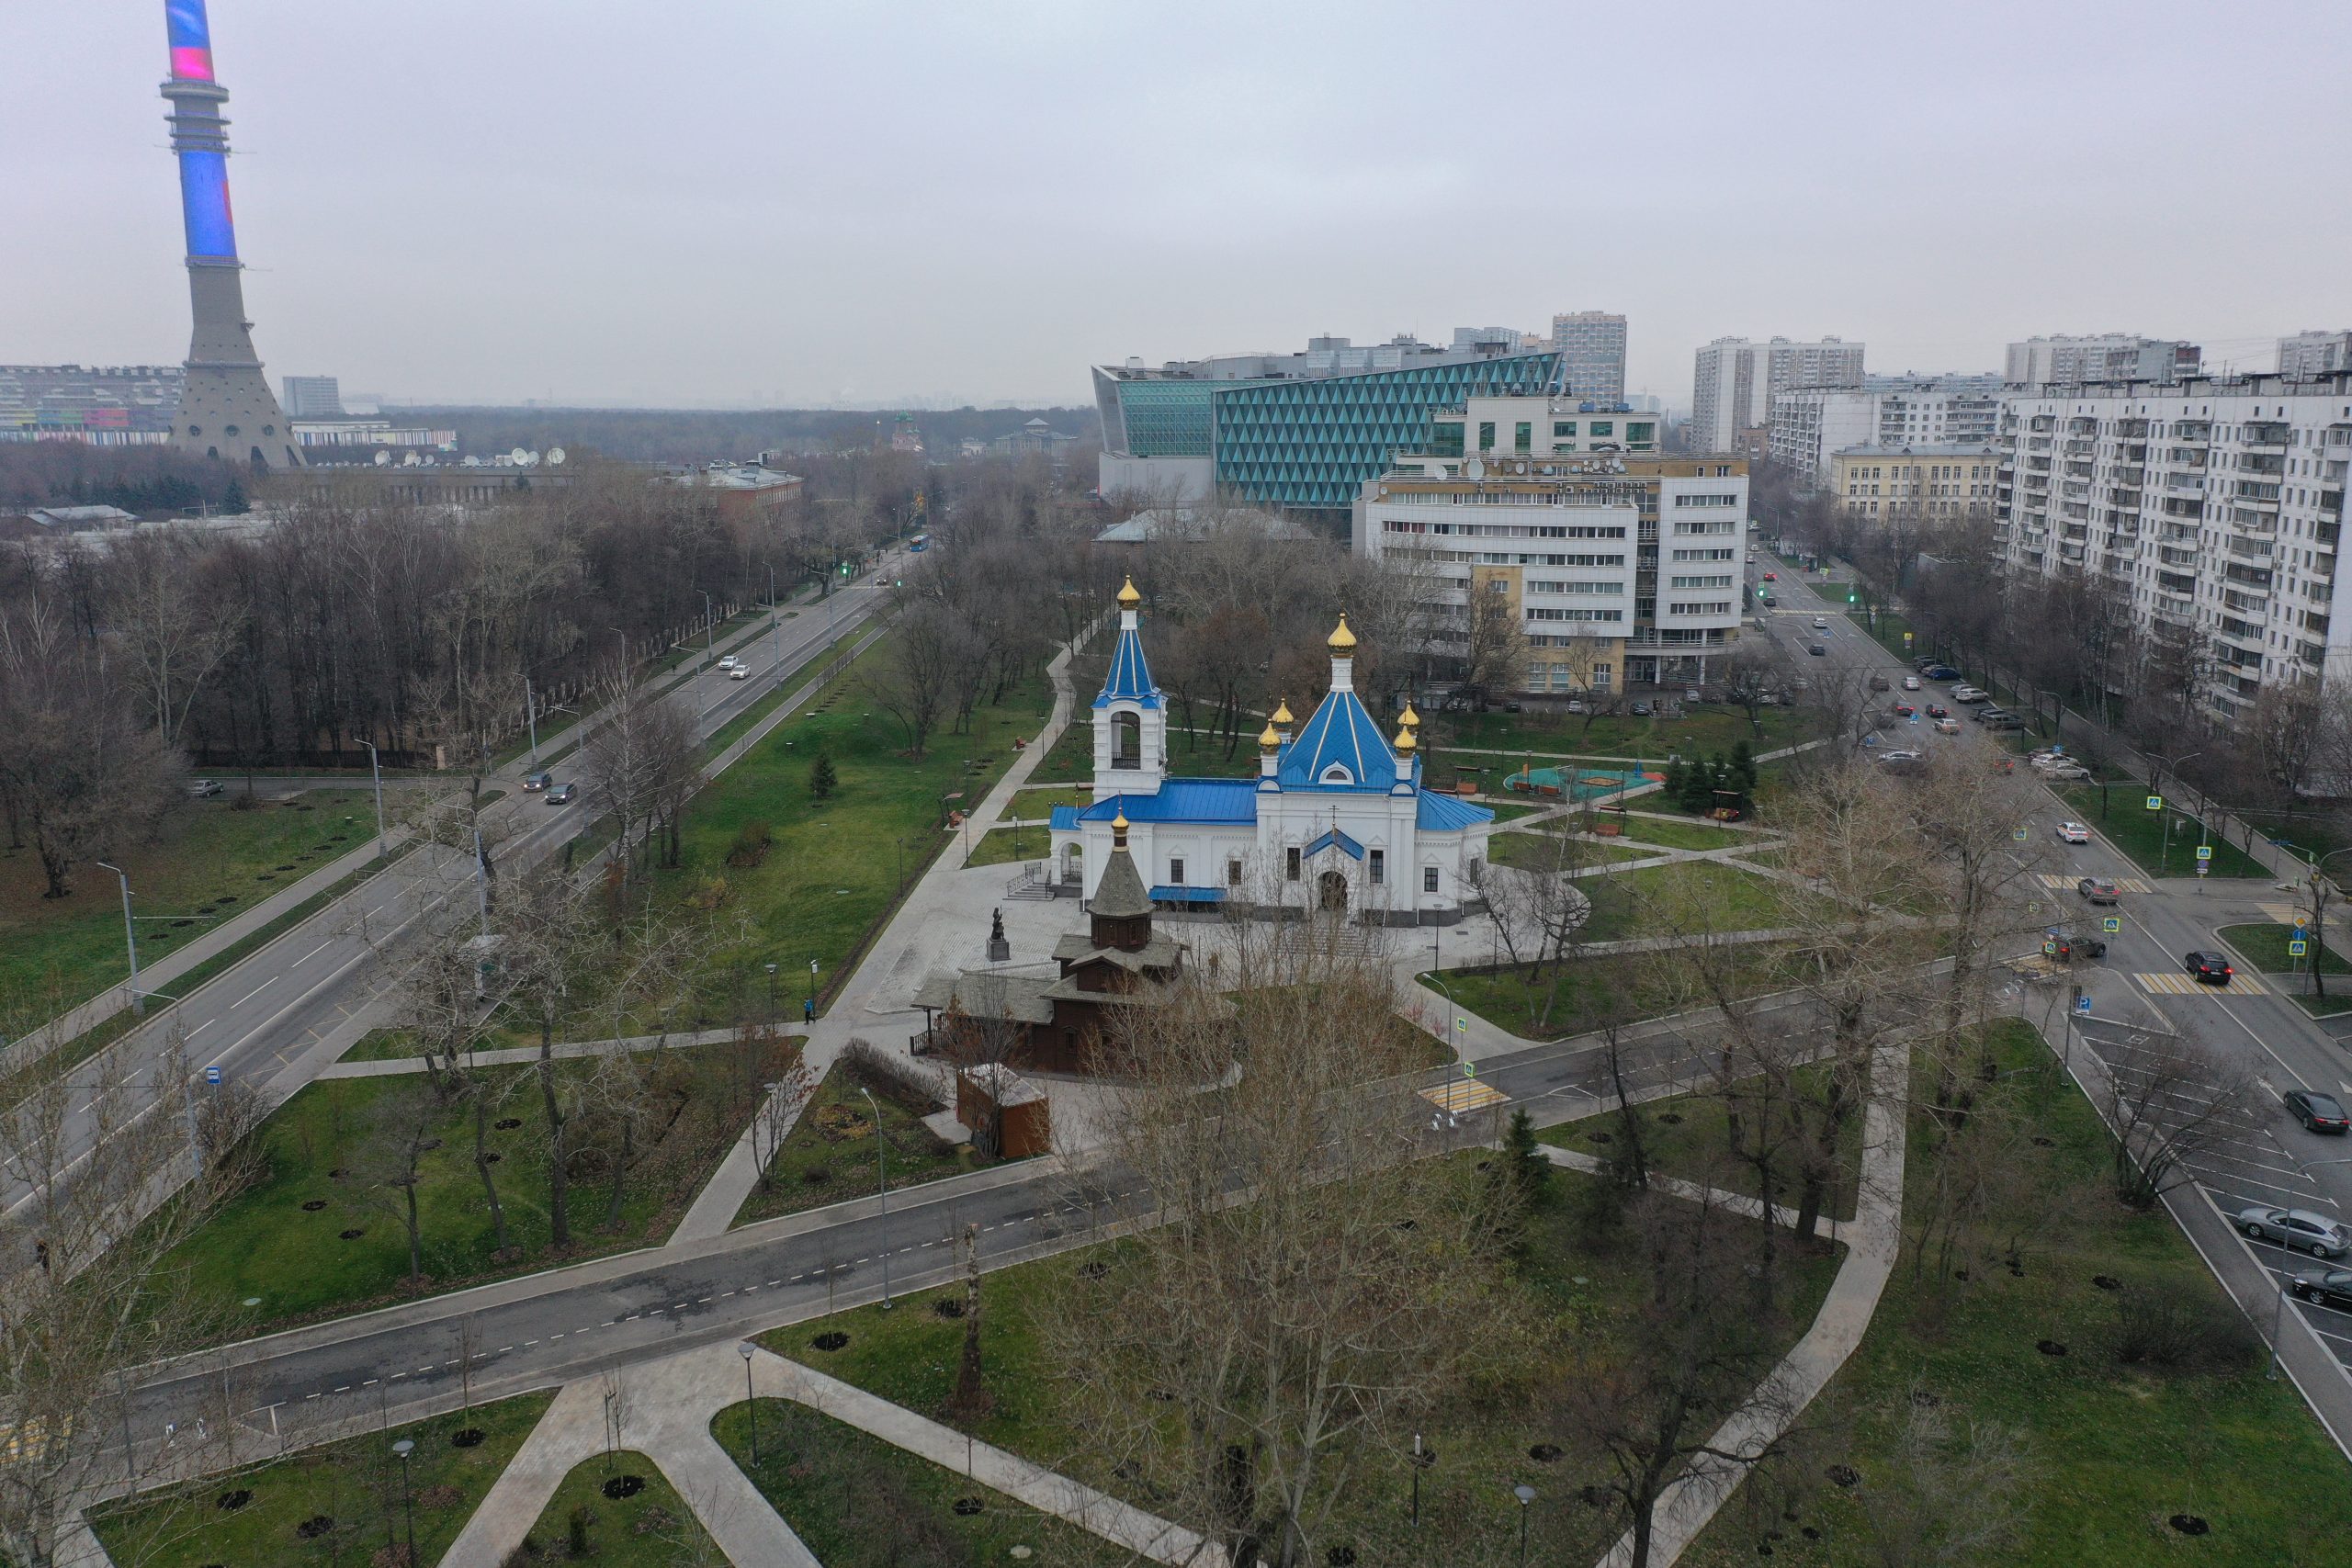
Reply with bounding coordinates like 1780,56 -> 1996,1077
162,0 -> 300,468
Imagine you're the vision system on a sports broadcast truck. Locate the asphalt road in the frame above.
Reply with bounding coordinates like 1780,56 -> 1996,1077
1756,546 -> 2352,1442
3,563 -> 905,1225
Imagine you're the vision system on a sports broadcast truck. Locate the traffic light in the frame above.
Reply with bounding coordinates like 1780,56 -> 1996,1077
1847,592 -> 1857,604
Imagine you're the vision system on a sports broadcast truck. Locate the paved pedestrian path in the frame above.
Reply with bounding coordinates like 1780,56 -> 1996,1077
1596,1033 -> 1909,1568
315,1025 -> 767,1078
442,1337 -> 1213,1568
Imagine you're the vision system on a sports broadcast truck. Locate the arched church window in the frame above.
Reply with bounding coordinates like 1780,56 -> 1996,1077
1111,711 -> 1140,769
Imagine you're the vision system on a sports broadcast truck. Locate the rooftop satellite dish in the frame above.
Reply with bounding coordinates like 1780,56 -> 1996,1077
548,446 -> 566,466
1465,457 -> 1486,481
401,451 -> 422,467
509,446 -> 529,466
374,450 -> 390,467
461,455 -> 481,468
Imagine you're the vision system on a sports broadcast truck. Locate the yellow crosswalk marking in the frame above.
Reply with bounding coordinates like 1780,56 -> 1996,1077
2135,972 -> 2267,997
2262,903 -> 2302,926
1420,1080 -> 1509,1114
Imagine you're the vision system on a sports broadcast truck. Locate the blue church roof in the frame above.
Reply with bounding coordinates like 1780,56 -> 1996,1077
1069,782 -> 1259,825
1093,624 -> 1161,710
1416,790 -> 1495,831
1276,684 -> 1400,791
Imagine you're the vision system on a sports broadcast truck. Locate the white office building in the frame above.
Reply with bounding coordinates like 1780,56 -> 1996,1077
2004,335 -> 2200,388
1770,375 -> 2002,484
1354,408 -> 1749,691
1690,336 -> 1864,454
1550,311 -> 1628,404
1995,373 -> 2352,721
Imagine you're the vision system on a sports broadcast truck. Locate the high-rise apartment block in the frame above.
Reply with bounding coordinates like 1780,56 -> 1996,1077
281,376 -> 344,419
1770,375 -> 2002,484
1690,336 -> 1864,455
2003,334 -> 2201,388
1549,311 -> 1628,404
1354,400 -> 1750,691
1830,446 -> 1998,521
2279,331 -> 2352,380
1995,372 -> 2352,720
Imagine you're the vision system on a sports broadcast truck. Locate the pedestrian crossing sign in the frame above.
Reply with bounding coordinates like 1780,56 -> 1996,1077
2196,844 -> 2212,861
2145,795 -> 2163,811
2290,940 -> 2310,957
2102,917 -> 2120,933
2013,828 -> 2028,840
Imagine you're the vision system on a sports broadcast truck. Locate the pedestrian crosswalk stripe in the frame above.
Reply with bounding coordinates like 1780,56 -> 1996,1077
2262,903 -> 2303,926
1420,1080 -> 1510,1114
2040,873 -> 2152,894
2136,972 -> 2267,997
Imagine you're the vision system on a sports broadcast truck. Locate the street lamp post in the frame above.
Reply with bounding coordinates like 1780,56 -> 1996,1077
525,677 -> 541,768
857,1085 -> 892,1309
740,1340 -> 760,1462
764,962 -> 778,1021
352,739 -> 387,860
95,862 -> 141,1017
390,1438 -> 416,1564
1409,1431 -> 1423,1527
697,590 -> 716,673
1513,1484 -> 1535,1568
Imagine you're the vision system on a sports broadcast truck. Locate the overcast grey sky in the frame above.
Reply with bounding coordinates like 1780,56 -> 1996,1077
12,0 -> 2351,409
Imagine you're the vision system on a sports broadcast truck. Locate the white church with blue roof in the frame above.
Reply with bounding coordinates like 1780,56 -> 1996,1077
1048,579 -> 1495,923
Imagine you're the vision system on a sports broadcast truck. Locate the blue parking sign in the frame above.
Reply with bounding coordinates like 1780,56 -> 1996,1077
204,1066 -> 220,1085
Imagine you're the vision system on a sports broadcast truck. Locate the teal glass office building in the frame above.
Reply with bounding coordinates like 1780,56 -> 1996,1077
1096,351 -> 1561,513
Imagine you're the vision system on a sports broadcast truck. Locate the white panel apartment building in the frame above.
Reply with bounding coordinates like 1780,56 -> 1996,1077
1354,416 -> 1749,692
1690,336 -> 1864,454
1770,375 -> 2002,485
1550,311 -> 1628,404
2279,331 -> 2352,380
1996,374 -> 2352,720
2003,335 -> 2200,387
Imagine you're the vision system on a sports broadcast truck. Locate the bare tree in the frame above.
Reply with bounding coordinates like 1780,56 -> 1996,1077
1557,1190 -> 1805,1568
2098,1035 -> 2257,1210
1866,1394 -> 2030,1568
1046,929 -> 1522,1568
870,600 -> 956,757
346,1078 -> 437,1285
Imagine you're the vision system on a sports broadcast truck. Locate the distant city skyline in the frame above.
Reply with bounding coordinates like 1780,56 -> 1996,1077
6,1 -> 2348,410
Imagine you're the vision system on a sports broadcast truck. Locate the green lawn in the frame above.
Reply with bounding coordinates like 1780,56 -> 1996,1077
2217,922 -> 2352,976
153,1044 -> 751,1331
960,822 -> 1058,871
1438,942 -> 1804,1043
514,1450 -> 716,1566
761,1158 -> 1838,1567
1488,830 -> 1657,870
713,1400 -> 1132,1568
1606,813 -> 1761,852
642,632 -> 1057,1019
1577,860 -> 1815,942
89,1391 -> 553,1568
1681,1018 -> 2352,1568
2234,811 -> 2352,866
1539,1058 -> 1863,1224
2056,786 -> 2269,878
732,1065 -> 1005,1227
0,788 -> 375,1026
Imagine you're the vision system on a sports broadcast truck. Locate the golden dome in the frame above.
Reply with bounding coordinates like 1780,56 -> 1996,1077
1272,698 -> 1295,727
1258,720 -> 1282,750
1395,722 -> 1418,752
1400,703 -> 1420,728
1116,576 -> 1141,608
1112,807 -> 1130,831
1327,613 -> 1357,651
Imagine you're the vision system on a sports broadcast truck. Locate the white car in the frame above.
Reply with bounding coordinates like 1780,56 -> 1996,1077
1951,685 -> 1986,703
1902,675 -> 1920,691
2056,821 -> 2091,844
2039,762 -> 2090,781
729,664 -> 752,680
1812,616 -> 1830,630
716,655 -> 741,671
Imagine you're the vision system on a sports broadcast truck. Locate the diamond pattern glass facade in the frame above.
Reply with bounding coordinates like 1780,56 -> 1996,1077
1113,378 -> 1277,458
1210,353 -> 1560,511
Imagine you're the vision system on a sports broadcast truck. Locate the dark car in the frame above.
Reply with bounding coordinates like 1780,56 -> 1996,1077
1923,664 -> 1962,681
1894,703 -> 1917,717
2053,934 -> 2107,962
2290,1268 -> 2352,1309
1807,643 -> 1826,657
2184,951 -> 2233,985
522,771 -> 553,792
2076,876 -> 2120,906
1630,700 -> 1653,716
2286,1089 -> 2350,1134
545,782 -> 578,805
1926,704 -> 1950,719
